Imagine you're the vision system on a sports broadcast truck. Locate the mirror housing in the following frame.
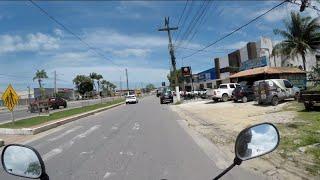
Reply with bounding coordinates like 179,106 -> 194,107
1,144 -> 46,179
235,123 -> 280,161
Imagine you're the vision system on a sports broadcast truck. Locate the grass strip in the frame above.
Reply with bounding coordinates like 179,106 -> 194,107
0,99 -> 124,129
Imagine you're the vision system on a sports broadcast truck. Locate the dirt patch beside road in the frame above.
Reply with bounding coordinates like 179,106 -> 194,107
171,100 -> 318,180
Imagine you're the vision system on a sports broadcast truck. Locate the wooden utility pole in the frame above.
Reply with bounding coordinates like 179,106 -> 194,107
158,17 -> 180,102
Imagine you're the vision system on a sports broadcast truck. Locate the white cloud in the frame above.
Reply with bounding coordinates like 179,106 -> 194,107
83,29 -> 168,48
111,48 -> 151,58
224,41 -> 247,50
0,33 -> 59,54
252,1 -> 320,23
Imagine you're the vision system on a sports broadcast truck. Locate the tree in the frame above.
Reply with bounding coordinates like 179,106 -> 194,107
272,12 -> 320,71
73,75 -> 93,96
33,70 -> 48,88
89,72 -> 98,91
25,162 -> 41,176
145,83 -> 155,92
96,74 -> 103,94
309,65 -> 320,85
167,69 -> 184,88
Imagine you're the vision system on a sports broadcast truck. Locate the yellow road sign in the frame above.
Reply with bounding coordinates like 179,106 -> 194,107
1,84 -> 19,111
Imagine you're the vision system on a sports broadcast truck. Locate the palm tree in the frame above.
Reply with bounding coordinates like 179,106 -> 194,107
272,12 -> 320,71
89,72 -> 98,90
33,70 -> 48,88
101,80 -> 110,96
96,74 -> 103,94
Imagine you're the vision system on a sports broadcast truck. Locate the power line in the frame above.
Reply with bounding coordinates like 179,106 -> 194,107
182,0 -> 288,60
28,0 -> 123,70
180,0 -> 214,51
176,0 -> 189,28
174,0 -> 194,44
176,0 -> 208,48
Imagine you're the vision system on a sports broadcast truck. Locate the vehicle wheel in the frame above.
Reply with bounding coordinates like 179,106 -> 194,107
294,93 -> 299,101
64,104 -> 67,108
160,100 -> 163,104
233,99 -> 238,103
222,94 -> 228,102
271,96 -> 279,106
39,108 -> 43,112
56,106 -> 60,109
45,107 -> 49,111
242,96 -> 248,103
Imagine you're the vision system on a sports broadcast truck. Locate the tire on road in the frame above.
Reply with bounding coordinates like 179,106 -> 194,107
242,96 -> 248,103
222,94 -> 228,102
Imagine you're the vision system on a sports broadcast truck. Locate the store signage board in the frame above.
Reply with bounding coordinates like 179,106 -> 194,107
240,56 -> 268,71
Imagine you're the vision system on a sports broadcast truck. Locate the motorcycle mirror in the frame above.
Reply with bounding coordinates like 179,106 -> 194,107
1,144 -> 46,179
235,123 -> 280,161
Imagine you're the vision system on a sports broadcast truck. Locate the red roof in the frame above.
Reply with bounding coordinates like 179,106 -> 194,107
230,67 -> 305,78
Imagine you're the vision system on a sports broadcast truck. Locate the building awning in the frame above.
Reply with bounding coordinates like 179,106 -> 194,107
229,67 -> 306,78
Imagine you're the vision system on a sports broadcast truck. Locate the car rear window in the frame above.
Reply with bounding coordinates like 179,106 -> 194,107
219,85 -> 228,89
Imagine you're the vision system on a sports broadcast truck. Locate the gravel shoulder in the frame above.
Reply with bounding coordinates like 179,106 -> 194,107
170,99 -> 318,180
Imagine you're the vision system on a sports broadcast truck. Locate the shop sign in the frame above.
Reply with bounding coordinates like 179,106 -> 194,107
240,56 -> 268,71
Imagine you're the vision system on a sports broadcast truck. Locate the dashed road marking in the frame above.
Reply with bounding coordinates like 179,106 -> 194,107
48,126 -> 82,142
103,172 -> 113,179
132,122 -> 140,130
43,148 -> 62,161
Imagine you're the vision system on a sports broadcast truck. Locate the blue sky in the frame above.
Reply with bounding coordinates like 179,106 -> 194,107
0,0 -> 319,92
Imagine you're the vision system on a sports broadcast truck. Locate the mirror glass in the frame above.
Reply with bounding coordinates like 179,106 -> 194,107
235,123 -> 279,161
3,145 -> 42,178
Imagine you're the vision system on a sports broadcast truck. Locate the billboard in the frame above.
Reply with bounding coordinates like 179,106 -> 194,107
197,68 -> 216,82
181,66 -> 191,77
240,56 -> 268,71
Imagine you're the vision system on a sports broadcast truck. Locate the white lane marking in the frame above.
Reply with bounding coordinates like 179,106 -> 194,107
78,125 -> 100,138
103,172 -> 112,179
103,136 -> 108,139
80,151 -> 93,155
42,125 -> 101,161
43,148 -> 63,161
132,122 -> 140,130
48,126 -> 82,142
119,151 -> 123,155
111,126 -> 118,130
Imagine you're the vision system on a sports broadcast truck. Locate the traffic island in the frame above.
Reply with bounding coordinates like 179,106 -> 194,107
0,99 -> 124,135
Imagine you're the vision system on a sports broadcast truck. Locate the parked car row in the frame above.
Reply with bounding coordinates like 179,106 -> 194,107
206,79 -> 300,106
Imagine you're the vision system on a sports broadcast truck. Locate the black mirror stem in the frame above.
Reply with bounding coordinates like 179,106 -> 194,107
40,173 -> 49,180
213,157 -> 242,180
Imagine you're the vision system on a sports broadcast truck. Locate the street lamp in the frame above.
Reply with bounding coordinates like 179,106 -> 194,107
260,48 -> 276,67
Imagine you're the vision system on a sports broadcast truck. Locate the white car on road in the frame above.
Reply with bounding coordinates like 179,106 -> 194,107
125,95 -> 138,104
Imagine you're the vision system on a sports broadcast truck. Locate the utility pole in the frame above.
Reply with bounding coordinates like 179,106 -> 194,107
120,76 -> 122,96
125,68 -> 129,91
158,16 -> 180,102
54,70 -> 57,97
27,85 -> 31,106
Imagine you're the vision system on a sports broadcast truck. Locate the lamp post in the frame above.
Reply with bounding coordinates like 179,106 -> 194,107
260,48 -> 276,67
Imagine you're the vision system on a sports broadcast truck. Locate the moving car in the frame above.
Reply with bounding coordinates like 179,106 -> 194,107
210,83 -> 240,102
160,89 -> 173,104
253,79 -> 300,106
232,84 -> 255,103
125,95 -> 138,104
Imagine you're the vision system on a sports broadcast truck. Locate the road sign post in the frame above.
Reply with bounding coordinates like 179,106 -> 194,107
1,84 -> 20,125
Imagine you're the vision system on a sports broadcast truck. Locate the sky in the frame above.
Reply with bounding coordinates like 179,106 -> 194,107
0,0 -> 319,92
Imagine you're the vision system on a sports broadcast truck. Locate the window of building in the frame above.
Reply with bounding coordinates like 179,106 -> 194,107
206,83 -> 212,89
199,84 -> 204,90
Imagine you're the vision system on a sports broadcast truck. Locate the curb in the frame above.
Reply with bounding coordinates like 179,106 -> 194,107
0,101 -> 124,136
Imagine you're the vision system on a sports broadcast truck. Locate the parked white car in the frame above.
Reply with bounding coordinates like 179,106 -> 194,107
125,95 -> 138,104
210,83 -> 240,102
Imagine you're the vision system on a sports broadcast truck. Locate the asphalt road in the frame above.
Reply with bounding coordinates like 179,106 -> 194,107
0,98 -> 115,124
0,96 -> 261,180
